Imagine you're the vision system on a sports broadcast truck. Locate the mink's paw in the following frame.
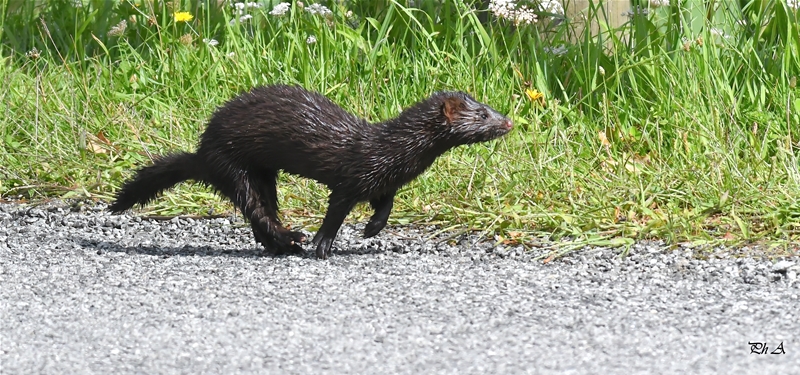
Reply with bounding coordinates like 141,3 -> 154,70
286,230 -> 307,244
364,219 -> 387,238
255,233 -> 306,256
267,241 -> 306,256
315,238 -> 334,260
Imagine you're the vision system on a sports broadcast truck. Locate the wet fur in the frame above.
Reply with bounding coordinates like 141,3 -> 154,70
110,85 -> 512,259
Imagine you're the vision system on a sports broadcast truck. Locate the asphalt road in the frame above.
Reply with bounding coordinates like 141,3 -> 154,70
1,201 -> 798,374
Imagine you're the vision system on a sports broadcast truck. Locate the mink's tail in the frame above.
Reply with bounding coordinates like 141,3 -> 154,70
109,152 -> 204,213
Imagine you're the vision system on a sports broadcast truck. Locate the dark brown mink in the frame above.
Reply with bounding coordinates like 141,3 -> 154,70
109,85 -> 512,259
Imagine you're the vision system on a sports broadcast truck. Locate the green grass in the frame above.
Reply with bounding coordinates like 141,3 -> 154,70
1,0 -> 799,252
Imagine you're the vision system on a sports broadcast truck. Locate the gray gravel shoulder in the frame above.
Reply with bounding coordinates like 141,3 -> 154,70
0,200 -> 798,375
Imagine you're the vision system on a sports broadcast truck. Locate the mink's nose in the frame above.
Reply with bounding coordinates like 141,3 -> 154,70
503,119 -> 513,130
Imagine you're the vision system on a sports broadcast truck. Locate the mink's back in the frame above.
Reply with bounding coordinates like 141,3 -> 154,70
198,85 -> 371,186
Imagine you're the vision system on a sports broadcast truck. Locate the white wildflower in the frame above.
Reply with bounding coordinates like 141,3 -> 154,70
229,13 -> 253,24
788,0 -> 800,10
489,0 -> 538,25
228,14 -> 252,25
538,0 -> 563,15
650,0 -> 669,7
203,38 -> 219,47
232,2 -> 259,15
232,2 -> 245,16
598,66 -> 605,76
227,52 -> 235,58
306,35 -> 317,44
305,3 -> 332,17
72,0 -> 83,7
709,28 -> 730,39
543,44 -> 567,55
269,2 -> 291,16
107,20 -> 127,37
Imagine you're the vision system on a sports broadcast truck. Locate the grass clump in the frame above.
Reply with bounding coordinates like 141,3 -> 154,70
1,0 -> 799,250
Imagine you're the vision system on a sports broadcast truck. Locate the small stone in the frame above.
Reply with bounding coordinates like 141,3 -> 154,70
772,260 -> 794,273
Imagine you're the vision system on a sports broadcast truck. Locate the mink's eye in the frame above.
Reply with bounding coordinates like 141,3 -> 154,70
480,112 -> 488,120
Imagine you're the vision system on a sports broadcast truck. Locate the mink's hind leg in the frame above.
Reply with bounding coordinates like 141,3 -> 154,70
364,190 -> 396,238
248,169 -> 306,250
208,164 -> 302,255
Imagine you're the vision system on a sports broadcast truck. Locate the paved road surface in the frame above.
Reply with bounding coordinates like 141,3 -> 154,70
1,202 -> 798,374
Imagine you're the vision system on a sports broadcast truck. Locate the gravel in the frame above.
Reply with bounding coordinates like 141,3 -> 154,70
1,200 -> 798,374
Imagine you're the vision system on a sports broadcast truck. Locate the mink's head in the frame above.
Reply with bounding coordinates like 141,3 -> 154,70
434,92 -> 512,145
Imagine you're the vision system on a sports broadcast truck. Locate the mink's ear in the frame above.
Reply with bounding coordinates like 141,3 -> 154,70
442,96 -> 466,123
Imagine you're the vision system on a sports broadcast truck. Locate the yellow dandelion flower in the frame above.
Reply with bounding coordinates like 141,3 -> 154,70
173,12 -> 193,22
525,88 -> 545,106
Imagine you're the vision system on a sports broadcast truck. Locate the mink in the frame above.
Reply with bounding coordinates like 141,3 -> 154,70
109,85 -> 512,259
